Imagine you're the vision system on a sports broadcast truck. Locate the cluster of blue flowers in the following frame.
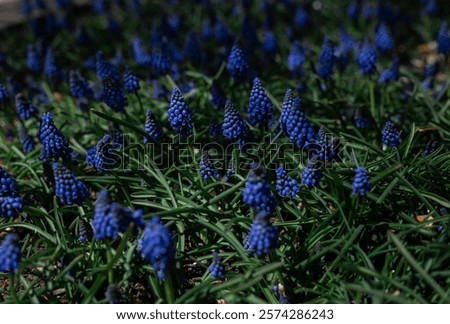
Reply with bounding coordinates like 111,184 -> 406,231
301,156 -> 323,189
144,110 -> 162,143
222,99 -> 252,149
244,212 -> 278,257
199,151 -> 220,181
280,90 -> 315,149
247,78 -> 274,128
0,0 -> 449,305
0,233 -> 21,274
138,216 -> 176,281
86,134 -> 120,171
242,165 -> 277,214
38,112 -> 73,162
0,168 -> 23,219
52,162 -> 89,205
276,167 -> 299,199
208,251 -> 225,279
352,167 -> 371,197
15,93 -> 38,120
382,121 -> 401,148
93,190 -> 144,240
168,88 -> 193,139
227,43 -> 251,80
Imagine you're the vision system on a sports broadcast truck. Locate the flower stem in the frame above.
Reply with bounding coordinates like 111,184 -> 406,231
163,272 -> 176,303
10,274 -> 19,303
369,80 -> 377,125
106,241 -> 114,284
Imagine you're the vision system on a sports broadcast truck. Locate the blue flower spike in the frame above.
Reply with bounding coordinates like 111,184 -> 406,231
168,88 -> 193,140
0,233 -> 21,274
138,216 -> 176,281
248,77 -> 274,128
244,212 -> 278,257
208,251 -> 225,279
352,166 -> 371,197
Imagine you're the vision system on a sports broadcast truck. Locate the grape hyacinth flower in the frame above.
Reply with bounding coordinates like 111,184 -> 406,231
284,97 -> 315,149
224,157 -> 236,182
69,70 -> 93,99
44,47 -> 63,84
208,251 -> 225,279
423,140 -> 440,156
211,81 -> 226,110
317,37 -> 335,80
19,126 -> 35,154
143,110 -> 162,143
168,88 -> 193,139
150,51 -> 171,77
131,37 -> 152,68
38,112 -> 73,162
222,99 -> 252,148
184,31 -> 202,65
0,233 -> 21,274
79,219 -> 88,243
105,284 -> 124,304
437,21 -> 450,55
247,77 -> 274,127
227,42 -> 251,80
276,166 -> 299,199
0,167 -> 23,219
381,121 -> 400,148
15,93 -> 38,120
421,77 -> 434,91
27,44 -> 42,73
287,41 -> 305,77
262,31 -> 278,60
357,39 -> 377,76
215,19 -> 232,45
242,165 -> 277,214
100,76 -> 128,112
124,67 -> 140,93
315,127 -> 336,162
340,27 -> 357,52
294,5 -> 309,28
347,0 -> 359,21
0,195 -> 23,218
199,150 -> 220,181
280,89 -> 294,133
138,216 -> 176,281
52,162 -> 89,205
0,84 -> 9,105
89,134 -> 119,171
93,190 -> 144,240
244,212 -> 278,257
201,19 -> 213,40
0,167 -> 19,196
301,156 -> 323,188
376,22 -> 394,53
96,51 -> 122,81
208,118 -> 221,139
378,58 -> 399,84
352,167 -> 371,197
